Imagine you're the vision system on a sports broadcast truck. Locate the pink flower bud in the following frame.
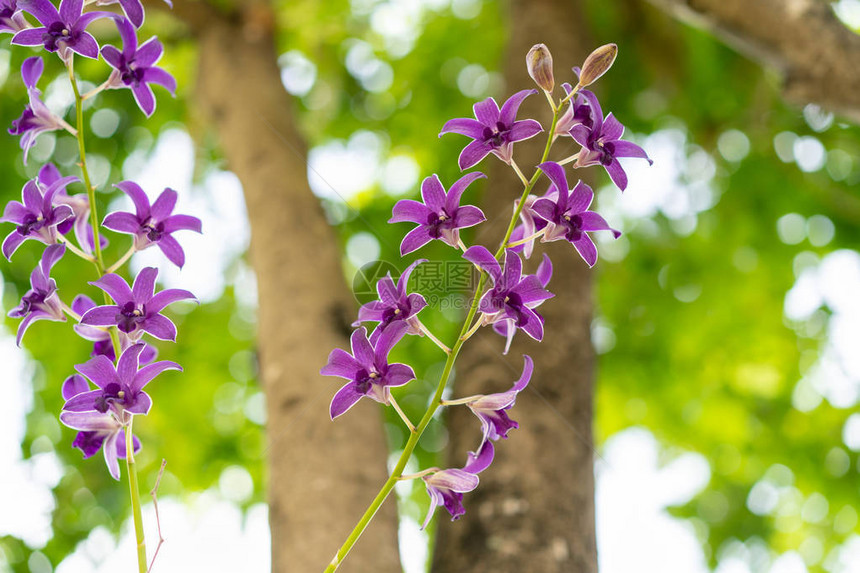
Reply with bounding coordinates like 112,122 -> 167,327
526,44 -> 554,92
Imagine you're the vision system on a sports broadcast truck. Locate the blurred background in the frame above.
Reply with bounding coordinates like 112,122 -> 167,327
1,0 -> 860,572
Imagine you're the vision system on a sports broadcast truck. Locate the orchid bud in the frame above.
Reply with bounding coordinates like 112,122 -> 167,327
578,43 -> 617,87
526,44 -> 554,93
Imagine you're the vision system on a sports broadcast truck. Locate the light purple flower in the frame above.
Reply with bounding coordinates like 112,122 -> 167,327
353,259 -> 428,343
80,267 -> 197,341
59,379 -> 142,481
532,161 -> 620,267
440,89 -> 543,170
320,323 -> 415,419
0,0 -> 28,34
71,294 -> 157,362
389,172 -> 486,255
37,163 -> 106,254
462,246 -> 553,342
62,342 -> 181,417
554,81 -> 598,136
7,244 -> 66,345
102,181 -> 201,268
1,171 -> 77,259
464,355 -> 532,445
12,0 -> 111,59
8,57 -> 73,165
491,255 -> 552,354
568,90 -> 652,191
420,440 -> 494,529
101,16 -> 176,116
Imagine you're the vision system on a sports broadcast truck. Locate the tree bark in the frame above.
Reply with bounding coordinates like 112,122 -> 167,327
432,1 -> 598,571
646,0 -> 860,122
175,2 -> 402,571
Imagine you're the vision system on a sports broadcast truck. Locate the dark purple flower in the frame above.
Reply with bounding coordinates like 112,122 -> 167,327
421,440 -> 494,529
464,355 -> 532,445
59,394 -> 141,480
532,162 -> 620,267
440,90 -> 543,170
8,57 -> 75,165
353,259 -> 427,342
72,294 -> 158,362
12,0 -> 111,59
7,244 -> 66,345
101,16 -> 176,116
0,0 -> 28,34
568,90 -> 652,191
389,172 -> 486,255
462,246 -> 553,342
1,172 -> 77,260
102,181 -> 201,268
38,163 -> 106,254
320,323 -> 416,419
80,267 -> 197,341
491,255 -> 552,354
62,342 -> 181,417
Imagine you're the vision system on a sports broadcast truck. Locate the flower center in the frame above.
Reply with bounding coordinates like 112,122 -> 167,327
427,209 -> 452,238
564,213 -> 584,241
140,218 -> 165,242
43,21 -> 75,52
482,121 -> 509,147
120,61 -> 146,87
116,301 -> 147,333
16,213 -> 44,236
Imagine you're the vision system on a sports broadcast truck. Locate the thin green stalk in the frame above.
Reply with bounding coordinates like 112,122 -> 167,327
68,54 -> 146,572
324,94 -> 568,573
67,57 -> 106,274
126,417 -> 148,573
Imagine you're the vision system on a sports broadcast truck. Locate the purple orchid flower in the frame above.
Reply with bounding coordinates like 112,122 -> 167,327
568,90 -> 652,191
462,246 -> 553,342
7,244 -> 66,346
12,0 -> 111,59
421,440 -> 494,529
320,323 -> 416,419
1,171 -> 77,260
389,172 -> 486,255
101,16 -> 177,117
352,259 -> 428,343
61,374 -> 141,480
63,342 -> 180,417
71,294 -> 158,362
554,80 -> 598,136
60,409 -> 140,480
80,267 -> 197,341
102,181 -> 202,268
464,355 -> 532,446
440,89 -> 543,170
8,57 -> 75,165
491,255 -> 552,354
0,0 -> 28,34
532,161 -> 620,268
37,163 -> 106,254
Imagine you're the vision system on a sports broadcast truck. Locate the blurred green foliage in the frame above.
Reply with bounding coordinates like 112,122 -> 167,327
1,1 -> 859,572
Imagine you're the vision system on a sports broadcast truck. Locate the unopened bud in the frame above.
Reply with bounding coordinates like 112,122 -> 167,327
578,43 -> 617,87
526,44 -> 554,92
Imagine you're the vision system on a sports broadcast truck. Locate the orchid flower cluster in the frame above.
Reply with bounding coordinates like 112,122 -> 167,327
321,43 -> 651,571
1,1 -> 196,571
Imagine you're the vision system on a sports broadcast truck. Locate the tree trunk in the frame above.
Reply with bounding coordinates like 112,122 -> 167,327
177,2 -> 402,571
645,0 -> 860,122
432,1 -> 598,571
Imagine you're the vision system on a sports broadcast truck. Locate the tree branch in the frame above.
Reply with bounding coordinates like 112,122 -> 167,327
646,0 -> 860,123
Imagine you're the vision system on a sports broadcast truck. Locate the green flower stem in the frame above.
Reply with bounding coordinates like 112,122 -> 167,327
67,57 -> 106,274
68,55 -> 148,573
324,98 -> 566,573
125,416 -> 148,573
